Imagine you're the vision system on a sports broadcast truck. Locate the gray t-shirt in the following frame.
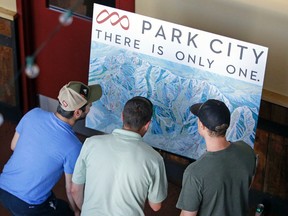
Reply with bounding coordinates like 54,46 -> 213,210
177,141 -> 256,216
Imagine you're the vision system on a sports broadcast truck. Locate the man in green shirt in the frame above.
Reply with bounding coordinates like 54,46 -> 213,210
177,99 -> 257,216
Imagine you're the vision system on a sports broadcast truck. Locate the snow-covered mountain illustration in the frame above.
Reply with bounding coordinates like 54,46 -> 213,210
87,43 -> 262,159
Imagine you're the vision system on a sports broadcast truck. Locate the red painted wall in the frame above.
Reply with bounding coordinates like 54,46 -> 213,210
16,0 -> 134,111
29,1 -> 93,100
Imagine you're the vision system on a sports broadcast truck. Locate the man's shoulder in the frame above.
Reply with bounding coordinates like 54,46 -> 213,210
144,145 -> 163,160
19,108 -> 50,125
185,156 -> 205,171
232,140 -> 255,153
83,133 -> 113,147
25,107 -> 49,116
87,133 -> 112,140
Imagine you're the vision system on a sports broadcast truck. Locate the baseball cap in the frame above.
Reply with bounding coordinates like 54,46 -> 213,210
58,81 -> 102,111
190,99 -> 230,131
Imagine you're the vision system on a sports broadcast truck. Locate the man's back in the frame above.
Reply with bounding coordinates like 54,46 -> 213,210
72,128 -> 167,216
0,108 -> 82,204
177,141 -> 256,216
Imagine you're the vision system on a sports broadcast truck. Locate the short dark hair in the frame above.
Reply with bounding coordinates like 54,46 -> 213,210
122,96 -> 153,131
56,103 -> 87,119
207,124 -> 228,137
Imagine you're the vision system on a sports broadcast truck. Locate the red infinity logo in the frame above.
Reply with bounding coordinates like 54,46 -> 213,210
96,9 -> 130,30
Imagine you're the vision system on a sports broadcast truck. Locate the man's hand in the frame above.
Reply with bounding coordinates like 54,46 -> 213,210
74,209 -> 81,216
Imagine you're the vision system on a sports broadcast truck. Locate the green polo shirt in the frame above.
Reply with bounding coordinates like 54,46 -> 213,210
72,129 -> 167,216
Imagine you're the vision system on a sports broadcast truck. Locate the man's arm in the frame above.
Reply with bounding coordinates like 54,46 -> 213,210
10,131 -> 19,151
149,201 -> 162,211
71,181 -> 85,210
65,173 -> 81,216
180,210 -> 198,216
147,156 -> 168,212
250,154 -> 259,189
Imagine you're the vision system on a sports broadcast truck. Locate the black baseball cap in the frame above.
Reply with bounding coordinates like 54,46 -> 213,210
190,99 -> 230,131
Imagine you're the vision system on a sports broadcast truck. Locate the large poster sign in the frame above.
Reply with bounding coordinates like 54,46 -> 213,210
86,4 -> 268,159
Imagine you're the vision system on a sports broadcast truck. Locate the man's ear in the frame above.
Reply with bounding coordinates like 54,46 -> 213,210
198,119 -> 205,130
138,120 -> 151,137
143,120 -> 151,131
74,109 -> 82,118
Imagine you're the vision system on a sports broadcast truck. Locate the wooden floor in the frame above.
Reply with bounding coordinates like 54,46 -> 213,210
1,120 -> 287,216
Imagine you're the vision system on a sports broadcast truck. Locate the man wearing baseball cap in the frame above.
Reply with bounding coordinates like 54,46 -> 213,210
177,99 -> 257,216
0,81 -> 102,216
